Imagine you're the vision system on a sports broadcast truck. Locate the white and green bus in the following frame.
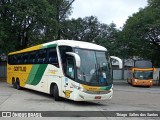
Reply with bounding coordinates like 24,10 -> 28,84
7,40 -> 122,101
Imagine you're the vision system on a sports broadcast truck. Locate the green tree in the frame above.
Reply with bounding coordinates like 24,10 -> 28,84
61,16 -> 120,55
48,0 -> 75,39
120,0 -> 160,66
0,0 -> 75,54
61,16 -> 101,42
61,17 -> 85,40
94,23 -> 120,55
0,0 -> 58,52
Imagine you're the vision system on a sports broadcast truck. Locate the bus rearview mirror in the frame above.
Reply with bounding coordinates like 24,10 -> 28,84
110,56 -> 123,69
66,52 -> 81,68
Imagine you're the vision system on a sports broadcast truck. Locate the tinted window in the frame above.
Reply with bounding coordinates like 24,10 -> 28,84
22,53 -> 29,64
66,57 -> 75,79
8,47 -> 59,65
48,47 -> 59,67
59,46 -> 73,74
29,52 -> 37,64
8,55 -> 13,64
37,50 -> 47,64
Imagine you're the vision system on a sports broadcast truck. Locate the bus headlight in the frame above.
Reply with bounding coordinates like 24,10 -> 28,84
77,86 -> 86,92
73,83 -> 86,92
134,79 -> 138,82
79,87 -> 85,91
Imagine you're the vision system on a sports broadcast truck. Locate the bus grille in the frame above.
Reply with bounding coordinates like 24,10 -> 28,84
84,90 -> 111,94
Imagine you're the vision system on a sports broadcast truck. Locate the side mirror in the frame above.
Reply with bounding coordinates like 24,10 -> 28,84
66,52 -> 81,68
110,56 -> 123,69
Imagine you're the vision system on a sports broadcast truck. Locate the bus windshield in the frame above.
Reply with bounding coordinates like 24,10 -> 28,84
134,71 -> 153,80
75,48 -> 112,86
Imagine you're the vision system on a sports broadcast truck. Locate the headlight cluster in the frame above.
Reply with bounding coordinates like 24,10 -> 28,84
73,83 -> 87,92
134,79 -> 138,82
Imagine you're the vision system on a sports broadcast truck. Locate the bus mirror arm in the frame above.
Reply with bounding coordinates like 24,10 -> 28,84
66,52 -> 81,68
110,56 -> 123,69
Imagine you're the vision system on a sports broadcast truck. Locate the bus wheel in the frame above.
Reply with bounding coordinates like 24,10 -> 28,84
13,82 -> 17,89
12,78 -> 16,88
16,79 -> 21,90
53,85 -> 59,101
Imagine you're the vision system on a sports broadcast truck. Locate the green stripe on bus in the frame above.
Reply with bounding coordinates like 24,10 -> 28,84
41,44 -> 57,49
26,65 -> 39,84
26,64 -> 48,85
30,64 -> 48,85
100,85 -> 112,90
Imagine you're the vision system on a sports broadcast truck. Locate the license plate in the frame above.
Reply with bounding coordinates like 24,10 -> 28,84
95,96 -> 101,99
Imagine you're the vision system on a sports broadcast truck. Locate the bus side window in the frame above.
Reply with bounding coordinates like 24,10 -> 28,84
66,57 -> 74,79
17,54 -> 22,64
48,48 -> 59,67
38,50 -> 47,64
22,53 -> 29,64
8,55 -> 14,65
29,52 -> 37,64
13,55 -> 17,64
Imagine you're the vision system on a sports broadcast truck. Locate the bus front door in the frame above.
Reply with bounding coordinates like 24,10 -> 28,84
62,57 -> 75,99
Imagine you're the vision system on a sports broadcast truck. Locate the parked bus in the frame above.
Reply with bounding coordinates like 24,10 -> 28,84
7,40 -> 122,101
127,60 -> 156,87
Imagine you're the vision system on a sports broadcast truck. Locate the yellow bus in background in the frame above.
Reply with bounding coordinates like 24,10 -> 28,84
7,40 -> 122,101
127,60 -> 156,87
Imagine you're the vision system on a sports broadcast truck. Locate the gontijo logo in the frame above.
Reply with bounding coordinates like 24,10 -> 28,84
14,66 -> 26,72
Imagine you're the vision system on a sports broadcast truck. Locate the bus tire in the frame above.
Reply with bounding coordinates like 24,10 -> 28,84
13,82 -> 17,89
16,79 -> 21,90
53,85 -> 59,101
12,78 -> 16,88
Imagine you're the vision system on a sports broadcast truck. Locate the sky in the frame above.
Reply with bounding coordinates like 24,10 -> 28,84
70,0 -> 148,28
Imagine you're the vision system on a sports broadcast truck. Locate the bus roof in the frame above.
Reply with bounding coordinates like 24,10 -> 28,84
9,40 -> 107,55
44,40 -> 107,51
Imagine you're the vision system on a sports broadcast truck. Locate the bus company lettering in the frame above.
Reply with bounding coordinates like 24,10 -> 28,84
14,66 -> 26,72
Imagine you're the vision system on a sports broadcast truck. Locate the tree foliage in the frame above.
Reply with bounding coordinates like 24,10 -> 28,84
120,0 -> 160,66
61,16 -> 120,55
0,0 -> 74,53
62,16 -> 100,42
1,0 -> 159,67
